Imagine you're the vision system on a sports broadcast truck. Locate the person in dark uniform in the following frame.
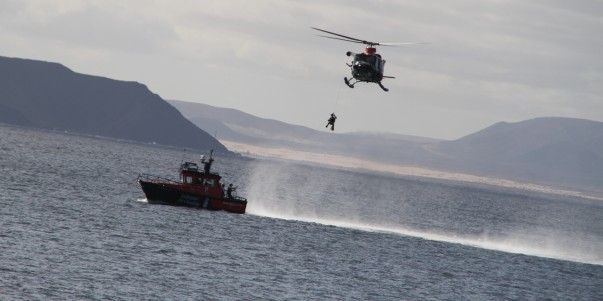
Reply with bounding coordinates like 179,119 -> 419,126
226,184 -> 234,198
326,113 -> 337,131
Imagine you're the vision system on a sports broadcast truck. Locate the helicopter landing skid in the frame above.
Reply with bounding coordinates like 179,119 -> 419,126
344,77 -> 355,88
378,82 -> 389,92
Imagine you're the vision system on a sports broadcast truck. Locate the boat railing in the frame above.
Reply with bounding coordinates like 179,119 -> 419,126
231,196 -> 247,202
137,173 -> 181,185
225,192 -> 247,202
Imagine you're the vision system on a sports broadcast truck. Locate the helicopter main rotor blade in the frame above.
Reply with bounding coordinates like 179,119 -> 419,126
316,35 -> 365,44
311,27 -> 368,43
311,27 -> 422,47
379,42 -> 429,46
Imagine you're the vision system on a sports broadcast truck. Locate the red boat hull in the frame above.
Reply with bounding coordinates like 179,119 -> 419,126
139,180 -> 247,214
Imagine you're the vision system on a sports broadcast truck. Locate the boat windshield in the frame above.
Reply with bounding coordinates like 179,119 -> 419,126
181,162 -> 198,171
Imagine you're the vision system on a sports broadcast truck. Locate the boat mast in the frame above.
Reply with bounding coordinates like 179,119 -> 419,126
202,150 -> 214,173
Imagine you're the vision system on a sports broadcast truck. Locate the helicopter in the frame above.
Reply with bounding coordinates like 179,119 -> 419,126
312,27 -> 422,92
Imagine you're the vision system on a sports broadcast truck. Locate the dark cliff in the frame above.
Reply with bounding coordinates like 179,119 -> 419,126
0,56 -> 227,153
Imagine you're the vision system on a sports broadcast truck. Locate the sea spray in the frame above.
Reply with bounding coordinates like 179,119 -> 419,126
244,159 -> 603,265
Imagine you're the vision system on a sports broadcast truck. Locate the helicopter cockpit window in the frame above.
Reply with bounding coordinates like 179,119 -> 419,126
354,53 -> 379,69
366,55 -> 377,66
354,54 -> 368,64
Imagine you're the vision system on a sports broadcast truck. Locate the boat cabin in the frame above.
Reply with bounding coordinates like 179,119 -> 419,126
178,158 -> 224,197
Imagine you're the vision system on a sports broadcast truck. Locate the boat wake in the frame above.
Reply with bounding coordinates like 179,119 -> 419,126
244,161 -> 602,266
247,206 -> 602,266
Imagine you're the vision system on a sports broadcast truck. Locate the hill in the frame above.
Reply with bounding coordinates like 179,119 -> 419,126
0,56 -> 227,153
437,117 -> 603,189
169,100 -> 440,165
170,100 -> 603,193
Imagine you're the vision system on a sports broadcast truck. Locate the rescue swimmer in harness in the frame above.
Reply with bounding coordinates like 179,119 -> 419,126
325,113 -> 337,131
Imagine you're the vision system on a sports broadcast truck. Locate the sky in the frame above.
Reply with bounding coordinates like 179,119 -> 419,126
1,0 -> 602,139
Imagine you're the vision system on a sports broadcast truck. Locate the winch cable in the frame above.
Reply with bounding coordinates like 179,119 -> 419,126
332,80 -> 343,113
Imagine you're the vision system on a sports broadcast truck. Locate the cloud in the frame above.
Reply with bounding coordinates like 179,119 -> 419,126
1,1 -> 178,54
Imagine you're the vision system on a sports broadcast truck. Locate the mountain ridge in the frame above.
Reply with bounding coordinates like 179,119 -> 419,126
170,99 -> 603,193
1,55 -> 600,193
0,56 -> 228,153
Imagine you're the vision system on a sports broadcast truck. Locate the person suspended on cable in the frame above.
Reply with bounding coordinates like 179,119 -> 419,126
325,113 -> 337,131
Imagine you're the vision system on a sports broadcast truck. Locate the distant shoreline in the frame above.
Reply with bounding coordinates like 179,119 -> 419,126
3,122 -> 600,201
223,140 -> 603,202
0,122 -> 234,157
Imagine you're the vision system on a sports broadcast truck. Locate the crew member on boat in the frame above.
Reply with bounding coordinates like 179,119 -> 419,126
226,184 -> 235,198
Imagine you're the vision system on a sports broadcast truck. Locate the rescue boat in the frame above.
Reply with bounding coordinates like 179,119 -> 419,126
137,151 -> 247,214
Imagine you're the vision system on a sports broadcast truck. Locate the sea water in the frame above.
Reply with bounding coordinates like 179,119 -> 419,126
1,125 -> 601,300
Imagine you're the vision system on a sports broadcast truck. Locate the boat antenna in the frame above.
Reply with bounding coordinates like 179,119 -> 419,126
203,149 -> 214,174
180,148 -> 187,165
